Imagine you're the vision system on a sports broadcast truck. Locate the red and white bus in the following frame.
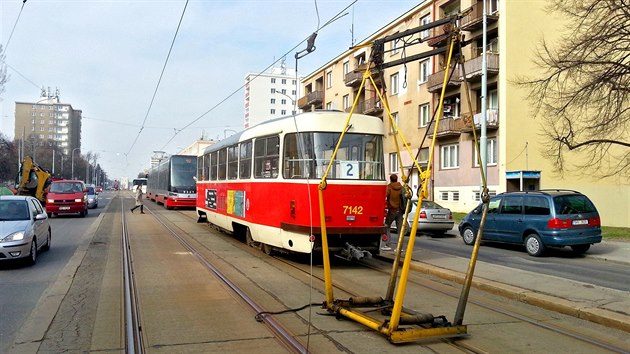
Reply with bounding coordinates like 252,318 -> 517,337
196,111 -> 387,257
146,155 -> 197,209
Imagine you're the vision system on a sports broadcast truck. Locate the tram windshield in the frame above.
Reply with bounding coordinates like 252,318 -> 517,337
283,132 -> 384,180
170,156 -> 197,189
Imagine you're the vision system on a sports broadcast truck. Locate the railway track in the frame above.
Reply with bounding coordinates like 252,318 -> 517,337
136,205 -> 629,353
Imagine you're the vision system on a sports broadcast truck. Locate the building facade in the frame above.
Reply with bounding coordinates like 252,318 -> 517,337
244,63 -> 302,129
298,0 -> 628,227
14,87 -> 82,157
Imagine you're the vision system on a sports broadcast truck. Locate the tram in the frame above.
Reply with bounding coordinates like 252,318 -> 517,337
196,111 -> 387,256
146,155 -> 197,209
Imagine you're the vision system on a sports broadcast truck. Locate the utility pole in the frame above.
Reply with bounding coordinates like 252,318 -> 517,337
480,0 -> 488,190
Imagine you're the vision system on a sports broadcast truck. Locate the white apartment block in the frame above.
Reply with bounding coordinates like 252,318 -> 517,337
244,65 -> 302,129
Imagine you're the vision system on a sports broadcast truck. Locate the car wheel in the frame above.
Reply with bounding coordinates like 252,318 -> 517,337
570,244 -> 590,254
28,238 -> 38,265
47,212 -> 52,218
525,234 -> 545,256
41,229 -> 51,251
462,226 -> 476,245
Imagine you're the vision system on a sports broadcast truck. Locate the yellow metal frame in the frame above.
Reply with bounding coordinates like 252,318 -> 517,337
316,33 -> 474,342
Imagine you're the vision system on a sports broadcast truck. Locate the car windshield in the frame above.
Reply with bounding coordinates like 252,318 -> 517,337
87,187 -> 95,195
50,182 -> 83,193
0,200 -> 30,221
553,195 -> 597,214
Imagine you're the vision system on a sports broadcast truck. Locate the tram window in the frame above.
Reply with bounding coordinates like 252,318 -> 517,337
254,136 -> 279,178
210,151 -> 218,180
228,145 -> 238,180
283,133 -> 304,179
239,140 -> 252,179
218,149 -> 227,180
197,155 -> 205,181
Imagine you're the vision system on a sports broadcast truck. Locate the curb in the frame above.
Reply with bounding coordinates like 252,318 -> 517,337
10,201 -> 111,353
391,256 -> 630,333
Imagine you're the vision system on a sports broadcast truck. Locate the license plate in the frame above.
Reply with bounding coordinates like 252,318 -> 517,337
572,219 -> 588,226
432,214 -> 446,219
59,206 -> 70,210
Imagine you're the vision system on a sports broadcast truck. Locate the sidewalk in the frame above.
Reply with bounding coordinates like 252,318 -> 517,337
380,239 -> 630,333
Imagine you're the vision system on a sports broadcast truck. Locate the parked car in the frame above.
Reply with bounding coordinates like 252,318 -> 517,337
458,190 -> 602,256
46,180 -> 88,217
0,195 -> 51,265
392,199 -> 454,236
86,185 -> 98,209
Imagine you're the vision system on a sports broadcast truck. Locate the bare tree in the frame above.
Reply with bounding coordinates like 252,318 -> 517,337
0,45 -> 9,98
518,0 -> 629,178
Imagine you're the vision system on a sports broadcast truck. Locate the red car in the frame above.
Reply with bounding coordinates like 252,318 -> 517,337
46,180 -> 88,217
96,186 -> 103,193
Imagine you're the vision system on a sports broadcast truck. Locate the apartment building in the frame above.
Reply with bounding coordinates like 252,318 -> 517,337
14,87 -> 82,158
244,62 -> 302,129
298,0 -> 628,227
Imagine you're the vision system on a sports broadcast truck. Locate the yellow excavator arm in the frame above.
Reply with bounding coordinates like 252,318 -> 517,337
15,156 -> 52,204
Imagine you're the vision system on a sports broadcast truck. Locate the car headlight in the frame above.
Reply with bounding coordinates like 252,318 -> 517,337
2,231 -> 25,242
75,198 -> 83,202
47,199 -> 54,203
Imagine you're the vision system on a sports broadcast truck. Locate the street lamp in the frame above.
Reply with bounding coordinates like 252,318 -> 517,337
71,147 -> 81,179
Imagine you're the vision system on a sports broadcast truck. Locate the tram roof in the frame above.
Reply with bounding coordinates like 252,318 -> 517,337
202,110 -> 384,155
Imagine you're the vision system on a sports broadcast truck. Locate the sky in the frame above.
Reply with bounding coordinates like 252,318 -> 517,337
1,0 -> 420,181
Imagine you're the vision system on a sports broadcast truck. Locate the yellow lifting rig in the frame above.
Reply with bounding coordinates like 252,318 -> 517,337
316,14 -> 492,343
15,156 -> 52,205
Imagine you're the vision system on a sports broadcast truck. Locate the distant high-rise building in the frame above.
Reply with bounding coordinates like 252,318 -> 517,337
14,87 -> 82,156
244,60 -> 302,129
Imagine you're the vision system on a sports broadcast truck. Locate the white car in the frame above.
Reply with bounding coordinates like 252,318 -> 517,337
392,199 -> 454,236
0,195 -> 51,265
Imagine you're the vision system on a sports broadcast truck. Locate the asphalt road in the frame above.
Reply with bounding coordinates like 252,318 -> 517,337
0,192 -> 112,354
403,229 -> 630,292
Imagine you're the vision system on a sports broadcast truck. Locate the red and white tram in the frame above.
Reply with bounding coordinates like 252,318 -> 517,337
196,111 -> 387,256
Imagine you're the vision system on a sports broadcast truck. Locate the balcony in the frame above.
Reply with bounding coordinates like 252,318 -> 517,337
460,1 -> 500,32
427,66 -> 461,92
460,109 -> 499,132
426,117 -> 465,139
426,24 -> 454,48
344,71 -> 363,87
461,53 -> 499,80
362,98 -> 383,116
297,91 -> 324,110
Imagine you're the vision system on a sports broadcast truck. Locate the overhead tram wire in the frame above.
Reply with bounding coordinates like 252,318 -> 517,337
3,0 -> 28,54
126,0 -> 190,156
159,0 -> 357,151
6,63 -> 40,90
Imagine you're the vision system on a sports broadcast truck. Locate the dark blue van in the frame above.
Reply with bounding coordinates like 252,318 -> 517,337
458,190 -> 602,256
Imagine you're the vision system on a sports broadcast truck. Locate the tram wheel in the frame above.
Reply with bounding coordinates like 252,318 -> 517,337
261,243 -> 273,255
246,229 -> 256,247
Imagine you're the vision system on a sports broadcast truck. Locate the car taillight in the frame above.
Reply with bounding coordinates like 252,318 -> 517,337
419,211 -> 427,219
548,218 -> 571,229
589,217 -> 601,226
448,211 -> 453,220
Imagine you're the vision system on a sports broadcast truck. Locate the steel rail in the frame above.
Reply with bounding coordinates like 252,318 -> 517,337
121,199 -> 145,353
149,209 -> 308,354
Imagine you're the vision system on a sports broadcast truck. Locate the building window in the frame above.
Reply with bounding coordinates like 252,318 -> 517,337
281,79 -> 286,84
40,113 -> 44,117
326,101 -> 333,110
281,99 -> 287,105
270,109 -> 276,115
343,61 -> 349,75
420,15 -> 431,39
40,127 -> 45,131
343,94 -> 350,109
389,152 -> 399,173
281,88 -> 286,94
473,138 -> 498,166
281,110 -> 286,115
31,112 -> 36,117
419,147 -> 429,163
292,80 -> 296,85
270,98 -> 276,104
292,90 -> 296,95
474,190 -> 497,201
419,103 -> 430,127
452,191 -> 460,201
419,59 -> 430,83
441,144 -> 459,169
389,112 -> 399,134
391,73 -> 399,95
441,191 -> 449,201
326,71 -> 332,88
271,78 -> 276,83
271,88 -> 276,94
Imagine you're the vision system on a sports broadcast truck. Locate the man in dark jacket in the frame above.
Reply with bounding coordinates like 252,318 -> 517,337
384,174 -> 404,250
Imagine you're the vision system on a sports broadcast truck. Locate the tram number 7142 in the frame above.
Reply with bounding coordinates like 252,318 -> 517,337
343,206 -> 364,215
